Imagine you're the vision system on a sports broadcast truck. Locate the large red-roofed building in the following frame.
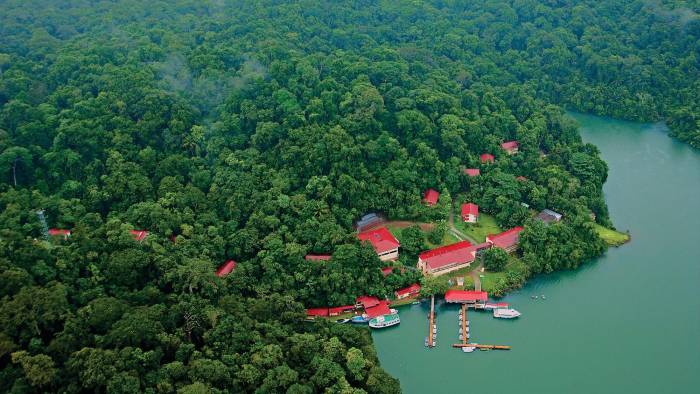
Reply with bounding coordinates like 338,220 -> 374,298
423,189 -> 440,206
355,295 -> 381,309
444,289 -> 488,303
306,308 -> 329,318
486,226 -> 524,253
501,140 -> 519,154
480,153 -> 495,164
461,203 -> 479,223
364,300 -> 392,318
329,305 -> 355,316
395,283 -> 421,299
216,260 -> 237,277
358,227 -> 400,261
417,240 -> 477,276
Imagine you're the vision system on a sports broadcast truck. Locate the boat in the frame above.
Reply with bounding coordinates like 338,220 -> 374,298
350,315 -> 370,324
390,308 -> 398,314
369,314 -> 401,328
541,295 -> 546,300
412,301 -> 421,305
462,346 -> 476,353
424,337 -> 429,347
493,308 -> 521,319
335,318 -> 350,324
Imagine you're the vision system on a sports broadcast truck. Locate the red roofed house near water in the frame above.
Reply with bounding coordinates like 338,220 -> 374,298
480,153 -> 495,164
501,140 -> 519,154
358,227 -> 400,261
130,230 -> 149,242
417,240 -> 477,276
461,203 -> 479,223
463,168 -> 480,177
486,226 -> 524,253
216,260 -> 237,277
329,305 -> 355,316
355,295 -> 381,309
395,283 -> 421,299
306,308 -> 329,318
364,300 -> 392,318
423,188 -> 440,206
444,289 -> 488,303
305,254 -> 332,261
48,228 -> 71,239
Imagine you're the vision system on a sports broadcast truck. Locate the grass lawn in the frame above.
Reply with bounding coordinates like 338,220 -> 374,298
386,223 -> 460,249
454,213 -> 502,243
593,224 -> 630,246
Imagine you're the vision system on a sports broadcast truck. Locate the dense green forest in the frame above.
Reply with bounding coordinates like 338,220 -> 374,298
0,1 -> 695,392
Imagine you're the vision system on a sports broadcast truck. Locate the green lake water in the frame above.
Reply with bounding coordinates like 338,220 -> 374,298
372,113 -> 700,393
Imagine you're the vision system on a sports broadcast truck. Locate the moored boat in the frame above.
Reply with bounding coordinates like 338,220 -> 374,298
335,318 -> 350,324
493,308 -> 521,319
462,346 -> 476,353
369,313 -> 401,328
350,315 -> 370,324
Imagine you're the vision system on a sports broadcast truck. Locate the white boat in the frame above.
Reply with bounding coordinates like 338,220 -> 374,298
462,346 -> 476,353
369,314 -> 401,328
493,308 -> 521,319
390,308 -> 398,314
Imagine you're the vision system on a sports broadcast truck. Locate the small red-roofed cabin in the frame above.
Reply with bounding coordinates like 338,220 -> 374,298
486,226 -> 524,253
364,300 -> 392,318
395,283 -> 421,299
461,203 -> 479,223
422,189 -> 440,206
216,260 -> 237,277
130,230 -> 149,242
355,295 -> 381,309
328,305 -> 355,316
417,241 -> 477,276
48,228 -> 71,239
305,254 -> 332,262
463,168 -> 480,177
501,140 -> 519,154
480,153 -> 495,164
381,267 -> 393,276
444,289 -> 488,303
306,308 -> 329,318
516,176 -> 528,182
358,227 -> 400,261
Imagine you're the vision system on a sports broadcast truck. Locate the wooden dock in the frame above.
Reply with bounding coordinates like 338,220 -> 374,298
427,295 -> 435,348
454,303 -> 511,351
460,304 -> 468,345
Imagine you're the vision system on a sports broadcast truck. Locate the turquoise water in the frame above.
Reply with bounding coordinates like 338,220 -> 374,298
372,113 -> 700,393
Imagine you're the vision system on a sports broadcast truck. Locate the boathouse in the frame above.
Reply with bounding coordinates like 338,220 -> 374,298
417,241 -> 477,276
395,283 -> 421,299
423,189 -> 440,206
358,227 -> 400,261
444,289 -> 488,303
486,227 -> 524,253
480,153 -> 495,164
501,140 -> 519,154
463,168 -> 480,177
216,260 -> 237,277
461,203 -> 479,223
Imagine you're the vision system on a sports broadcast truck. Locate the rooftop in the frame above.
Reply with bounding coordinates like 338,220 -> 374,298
461,203 -> 479,217
501,140 -> 519,151
130,230 -> 148,242
356,295 -> 381,309
480,153 -> 495,163
364,300 -> 392,318
305,254 -> 332,261
486,227 -> 524,249
395,283 -> 421,297
216,260 -> 237,277
419,240 -> 476,270
463,168 -> 480,177
444,289 -> 488,303
358,227 -> 400,254
423,189 -> 440,205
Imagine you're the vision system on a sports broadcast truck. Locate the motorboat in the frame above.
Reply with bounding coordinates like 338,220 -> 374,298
493,308 -> 521,319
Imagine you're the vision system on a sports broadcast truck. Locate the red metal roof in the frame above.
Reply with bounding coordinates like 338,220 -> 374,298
130,230 -> 148,241
305,254 -> 332,261
381,267 -> 393,276
516,176 -> 528,181
48,228 -> 71,237
328,305 -> 355,315
216,260 -> 237,277
480,153 -> 495,163
486,227 -> 524,249
423,189 -> 440,205
358,227 -> 400,254
395,283 -> 421,297
501,140 -> 519,151
419,241 -> 476,270
463,168 -> 480,177
356,295 -> 381,309
306,308 -> 329,317
444,289 -> 488,303
364,300 -> 392,318
461,203 -> 479,217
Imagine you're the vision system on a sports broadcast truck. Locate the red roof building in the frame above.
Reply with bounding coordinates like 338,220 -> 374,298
463,168 -> 480,177
395,283 -> 421,299
461,203 -> 479,223
306,308 -> 329,318
501,140 -> 519,154
358,227 -> 400,261
422,189 -> 440,206
305,254 -> 332,261
480,153 -> 495,164
381,267 -> 393,276
216,260 -> 237,277
130,230 -> 149,242
48,228 -> 71,239
364,300 -> 392,318
417,241 -> 477,276
516,176 -> 528,182
486,226 -> 524,253
328,305 -> 355,316
355,295 -> 381,309
444,289 -> 488,303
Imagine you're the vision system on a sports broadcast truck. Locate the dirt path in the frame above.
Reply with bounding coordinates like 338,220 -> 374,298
469,261 -> 483,291
448,202 -> 478,244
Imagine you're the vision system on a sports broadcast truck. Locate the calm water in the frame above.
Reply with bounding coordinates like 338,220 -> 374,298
372,113 -> 700,393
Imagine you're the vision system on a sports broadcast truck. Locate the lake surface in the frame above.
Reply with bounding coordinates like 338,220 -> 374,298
372,113 -> 700,393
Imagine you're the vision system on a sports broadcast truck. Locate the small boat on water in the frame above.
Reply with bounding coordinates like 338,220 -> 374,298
350,315 -> 370,324
424,337 -> 429,347
369,314 -> 401,328
412,301 -> 420,305
462,346 -> 476,353
493,308 -> 521,319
